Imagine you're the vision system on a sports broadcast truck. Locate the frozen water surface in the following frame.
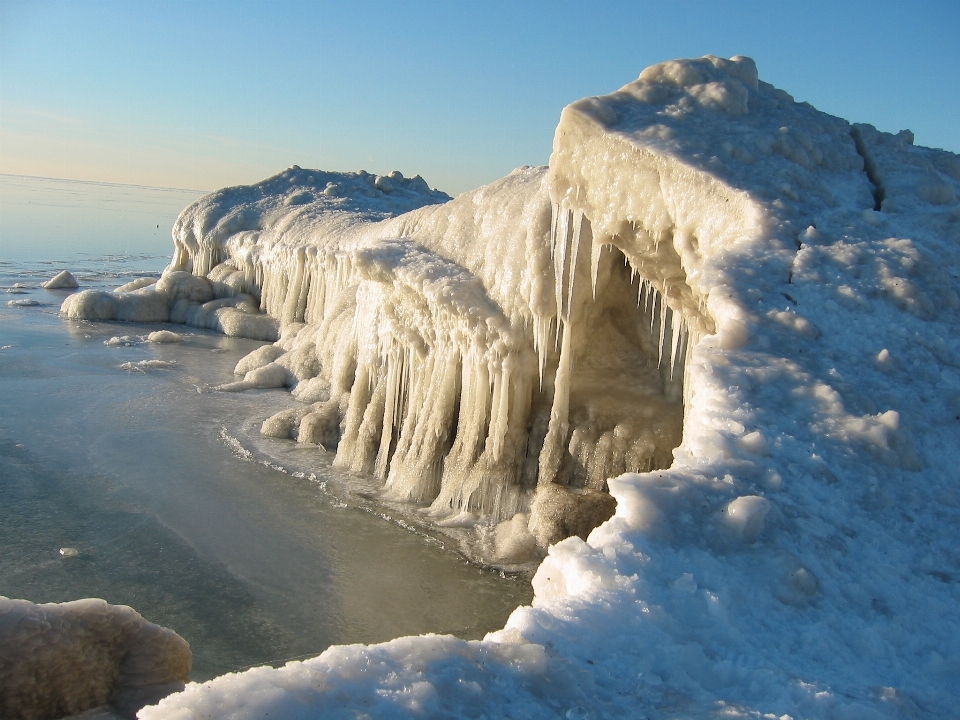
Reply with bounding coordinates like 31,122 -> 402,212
0,261 -> 531,683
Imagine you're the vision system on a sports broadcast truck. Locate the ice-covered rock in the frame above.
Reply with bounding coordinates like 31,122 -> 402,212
0,597 -> 190,719
42,270 -> 79,289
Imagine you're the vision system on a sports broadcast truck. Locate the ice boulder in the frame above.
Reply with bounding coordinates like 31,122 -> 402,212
0,597 -> 191,719
42,270 -> 79,289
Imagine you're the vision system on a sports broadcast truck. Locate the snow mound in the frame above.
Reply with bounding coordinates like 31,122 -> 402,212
96,55 -> 960,718
42,270 -> 80,289
0,597 -> 190,719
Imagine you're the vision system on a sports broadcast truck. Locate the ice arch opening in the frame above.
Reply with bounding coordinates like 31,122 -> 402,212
548,239 -> 686,488
527,191 -> 709,547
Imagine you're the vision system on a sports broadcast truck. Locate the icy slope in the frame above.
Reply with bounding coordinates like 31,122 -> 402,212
122,55 -> 960,717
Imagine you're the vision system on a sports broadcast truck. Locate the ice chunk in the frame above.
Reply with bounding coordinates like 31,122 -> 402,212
234,344 -> 286,375
0,597 -> 190,719
147,330 -> 183,343
722,495 -> 770,543
42,270 -> 79,289
105,335 -> 141,346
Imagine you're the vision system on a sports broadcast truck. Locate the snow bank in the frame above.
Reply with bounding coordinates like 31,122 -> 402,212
101,55 -> 960,717
0,597 -> 190,719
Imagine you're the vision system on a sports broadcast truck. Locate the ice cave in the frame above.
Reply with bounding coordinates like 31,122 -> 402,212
18,54 -> 959,717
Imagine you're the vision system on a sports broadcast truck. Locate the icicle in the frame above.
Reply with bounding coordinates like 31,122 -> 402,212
649,284 -> 658,335
590,234 -> 603,300
565,210 -> 583,319
533,314 -> 552,388
549,202 -> 558,259
375,340 -> 403,479
553,205 -> 570,321
670,314 -> 683,380
658,300 -> 668,369
487,362 -> 510,462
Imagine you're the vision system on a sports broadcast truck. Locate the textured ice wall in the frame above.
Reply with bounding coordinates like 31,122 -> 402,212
0,597 -> 190,719
177,167 -> 692,552
64,162 -> 692,556
140,56 -> 960,718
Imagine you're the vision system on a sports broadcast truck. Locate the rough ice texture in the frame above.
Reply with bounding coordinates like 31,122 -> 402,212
0,597 -> 191,719
91,55 -> 960,717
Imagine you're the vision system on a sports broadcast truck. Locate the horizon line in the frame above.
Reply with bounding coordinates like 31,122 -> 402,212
0,172 -> 211,196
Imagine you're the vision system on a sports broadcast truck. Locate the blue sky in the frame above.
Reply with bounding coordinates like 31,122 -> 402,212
2,0 -> 958,196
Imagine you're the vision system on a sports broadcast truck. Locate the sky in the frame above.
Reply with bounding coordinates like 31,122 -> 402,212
1,0 -> 958,197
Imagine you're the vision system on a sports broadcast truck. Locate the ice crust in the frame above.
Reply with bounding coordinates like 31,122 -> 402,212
67,55 -> 960,717
0,597 -> 190,719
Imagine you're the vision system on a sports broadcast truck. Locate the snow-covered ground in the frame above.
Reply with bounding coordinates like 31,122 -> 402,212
65,56 -> 960,718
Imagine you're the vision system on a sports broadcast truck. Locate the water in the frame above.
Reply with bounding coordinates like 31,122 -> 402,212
0,173 -> 202,262
0,176 -> 531,683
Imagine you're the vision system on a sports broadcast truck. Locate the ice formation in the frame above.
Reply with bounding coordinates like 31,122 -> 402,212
0,597 -> 190,719
68,55 -> 960,717
42,270 -> 79,289
63,167 -> 689,555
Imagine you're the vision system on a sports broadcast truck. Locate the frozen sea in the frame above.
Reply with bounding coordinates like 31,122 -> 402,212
0,175 -> 531,682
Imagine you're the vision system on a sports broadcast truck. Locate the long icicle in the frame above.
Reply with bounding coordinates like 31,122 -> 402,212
658,298 -> 668,369
566,210 -> 583,321
670,314 -> 683,380
590,229 -> 603,300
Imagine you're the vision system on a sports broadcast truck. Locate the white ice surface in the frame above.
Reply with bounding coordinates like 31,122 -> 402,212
106,56 -> 960,718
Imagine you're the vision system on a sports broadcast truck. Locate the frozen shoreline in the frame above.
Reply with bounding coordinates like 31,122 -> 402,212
11,53 -> 960,718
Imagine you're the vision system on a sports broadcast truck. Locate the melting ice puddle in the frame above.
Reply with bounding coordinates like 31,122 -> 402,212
0,288 -> 532,682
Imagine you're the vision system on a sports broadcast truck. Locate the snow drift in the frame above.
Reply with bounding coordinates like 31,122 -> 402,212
67,55 -> 960,717
0,597 -> 190,719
